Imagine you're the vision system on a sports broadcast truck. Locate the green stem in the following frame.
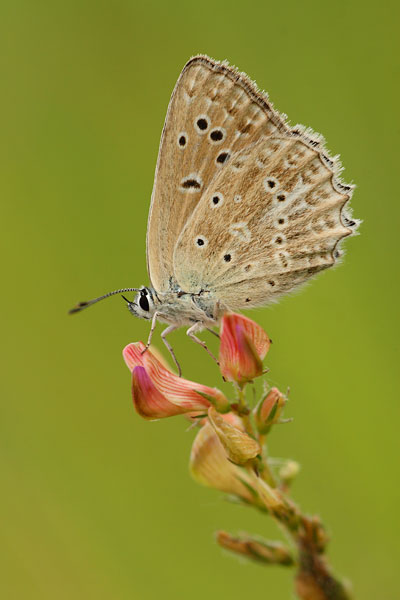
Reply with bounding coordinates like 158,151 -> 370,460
237,385 -> 246,411
258,435 -> 277,488
237,385 -> 252,431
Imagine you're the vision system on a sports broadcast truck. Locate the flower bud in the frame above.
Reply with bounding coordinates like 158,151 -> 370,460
207,406 -> 260,465
219,313 -> 271,386
190,421 -> 260,504
279,460 -> 300,486
300,515 -> 329,553
254,387 -> 286,434
216,531 -> 294,566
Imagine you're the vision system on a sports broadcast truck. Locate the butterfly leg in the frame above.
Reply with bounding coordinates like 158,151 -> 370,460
206,327 -> 220,339
141,311 -> 159,354
186,322 -> 219,365
161,324 -> 182,377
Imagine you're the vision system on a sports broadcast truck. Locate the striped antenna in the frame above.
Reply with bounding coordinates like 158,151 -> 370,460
69,288 -> 141,314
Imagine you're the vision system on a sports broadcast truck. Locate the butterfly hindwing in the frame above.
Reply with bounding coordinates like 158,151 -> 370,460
146,55 -> 287,292
173,135 -> 355,310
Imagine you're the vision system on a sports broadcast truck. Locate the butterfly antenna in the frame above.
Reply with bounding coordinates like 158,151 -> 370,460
69,288 -> 141,314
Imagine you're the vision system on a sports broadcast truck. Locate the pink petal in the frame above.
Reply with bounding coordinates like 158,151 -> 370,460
142,350 -> 228,411
236,314 -> 271,359
219,313 -> 271,385
132,366 -> 186,420
255,387 -> 286,433
123,342 -> 146,371
123,342 -> 228,412
259,388 -> 281,422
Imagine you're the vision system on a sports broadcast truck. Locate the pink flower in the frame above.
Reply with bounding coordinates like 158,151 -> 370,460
123,342 -> 229,420
219,313 -> 271,386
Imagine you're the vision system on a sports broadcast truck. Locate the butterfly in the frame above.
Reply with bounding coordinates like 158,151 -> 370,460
70,55 -> 358,375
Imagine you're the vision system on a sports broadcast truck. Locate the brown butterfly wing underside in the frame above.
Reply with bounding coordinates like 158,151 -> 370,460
173,136 -> 353,309
147,55 -> 356,306
147,55 -> 290,292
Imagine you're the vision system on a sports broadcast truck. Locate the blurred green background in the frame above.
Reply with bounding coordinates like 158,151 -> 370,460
1,1 -> 399,598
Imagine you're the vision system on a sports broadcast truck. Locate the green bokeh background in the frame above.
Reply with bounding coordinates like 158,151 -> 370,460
1,1 -> 399,598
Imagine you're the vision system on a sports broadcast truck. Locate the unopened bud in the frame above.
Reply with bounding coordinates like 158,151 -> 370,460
301,515 -> 330,553
254,387 -> 286,434
190,422 -> 260,505
208,406 -> 260,464
279,460 -> 301,486
219,313 -> 271,386
216,531 -> 294,566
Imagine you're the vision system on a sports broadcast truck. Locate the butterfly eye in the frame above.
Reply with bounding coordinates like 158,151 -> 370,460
139,294 -> 150,311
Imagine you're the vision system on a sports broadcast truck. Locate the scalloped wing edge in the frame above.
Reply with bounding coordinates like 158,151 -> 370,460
183,54 -> 360,262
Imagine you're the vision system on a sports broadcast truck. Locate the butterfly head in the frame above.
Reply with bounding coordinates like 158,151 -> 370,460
123,287 -> 157,321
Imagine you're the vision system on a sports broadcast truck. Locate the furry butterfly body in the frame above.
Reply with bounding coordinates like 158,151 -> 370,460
71,55 -> 358,374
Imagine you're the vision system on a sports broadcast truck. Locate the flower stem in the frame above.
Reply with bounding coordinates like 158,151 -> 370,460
258,438 -> 276,488
256,450 -> 352,599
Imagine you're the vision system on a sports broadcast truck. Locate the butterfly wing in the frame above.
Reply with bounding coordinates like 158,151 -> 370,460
173,134 -> 357,310
146,55 -> 288,292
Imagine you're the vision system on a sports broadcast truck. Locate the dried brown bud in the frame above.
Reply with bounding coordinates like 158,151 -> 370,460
216,531 -> 294,566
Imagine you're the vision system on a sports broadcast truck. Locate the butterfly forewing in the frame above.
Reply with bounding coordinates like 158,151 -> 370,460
146,55 -> 288,292
173,135 -> 354,310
